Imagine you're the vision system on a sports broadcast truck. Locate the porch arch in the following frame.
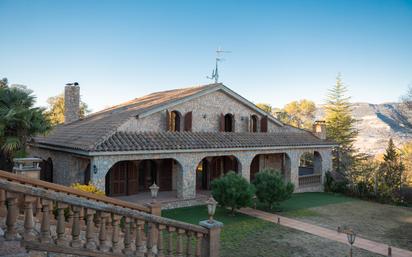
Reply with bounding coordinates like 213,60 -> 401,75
250,153 -> 291,181
195,155 -> 240,190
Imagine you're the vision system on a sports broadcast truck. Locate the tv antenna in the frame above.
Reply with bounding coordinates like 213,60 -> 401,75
207,47 -> 231,83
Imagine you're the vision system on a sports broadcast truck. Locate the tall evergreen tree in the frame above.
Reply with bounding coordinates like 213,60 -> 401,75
324,74 -> 358,173
378,138 -> 404,202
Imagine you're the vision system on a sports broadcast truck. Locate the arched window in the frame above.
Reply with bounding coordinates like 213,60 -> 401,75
169,110 -> 182,132
250,115 -> 258,132
224,113 -> 234,132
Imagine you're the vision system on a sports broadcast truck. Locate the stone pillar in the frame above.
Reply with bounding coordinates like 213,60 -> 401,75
176,158 -> 198,199
238,154 -> 255,182
318,149 -> 333,186
90,157 -> 115,192
199,220 -> 224,257
64,82 -> 80,124
287,150 -> 301,192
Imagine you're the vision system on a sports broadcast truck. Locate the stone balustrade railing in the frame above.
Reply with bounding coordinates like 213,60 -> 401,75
0,170 -> 220,257
0,169 -> 151,213
298,173 -> 322,187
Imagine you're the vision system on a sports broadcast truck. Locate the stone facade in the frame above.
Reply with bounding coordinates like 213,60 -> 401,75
118,90 -> 280,133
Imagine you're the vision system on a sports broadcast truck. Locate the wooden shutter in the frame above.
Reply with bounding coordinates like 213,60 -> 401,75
219,113 -> 225,132
261,116 -> 268,132
247,116 -> 251,132
166,110 -> 171,131
184,111 -> 193,131
231,114 -> 235,132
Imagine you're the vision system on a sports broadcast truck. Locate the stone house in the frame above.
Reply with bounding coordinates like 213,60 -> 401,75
28,83 -> 335,202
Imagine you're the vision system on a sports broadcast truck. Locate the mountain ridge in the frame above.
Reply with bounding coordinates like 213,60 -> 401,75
316,102 -> 412,155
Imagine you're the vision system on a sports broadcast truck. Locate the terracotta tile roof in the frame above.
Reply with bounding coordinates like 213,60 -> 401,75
94,129 -> 334,152
34,83 -> 220,151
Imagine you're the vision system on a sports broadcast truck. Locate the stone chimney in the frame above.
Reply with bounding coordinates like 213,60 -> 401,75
64,82 -> 80,124
312,120 -> 326,140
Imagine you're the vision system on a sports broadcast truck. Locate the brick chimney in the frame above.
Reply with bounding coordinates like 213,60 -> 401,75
312,120 -> 326,140
64,82 -> 80,124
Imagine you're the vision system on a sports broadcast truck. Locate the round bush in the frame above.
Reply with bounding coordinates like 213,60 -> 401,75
253,169 -> 294,210
211,171 -> 255,215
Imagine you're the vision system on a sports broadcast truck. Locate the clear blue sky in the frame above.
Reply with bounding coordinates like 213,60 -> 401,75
1,0 -> 411,112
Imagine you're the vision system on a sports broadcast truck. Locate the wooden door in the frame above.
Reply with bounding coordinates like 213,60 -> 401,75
159,159 -> 172,191
109,162 -> 127,196
127,162 -> 139,195
210,158 -> 222,181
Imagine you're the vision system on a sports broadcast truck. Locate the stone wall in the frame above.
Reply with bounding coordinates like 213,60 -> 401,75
27,146 -> 90,186
118,90 -> 281,133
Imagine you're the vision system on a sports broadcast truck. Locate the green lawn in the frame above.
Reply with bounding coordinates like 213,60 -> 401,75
163,205 -> 382,257
257,192 -> 354,214
256,192 -> 412,251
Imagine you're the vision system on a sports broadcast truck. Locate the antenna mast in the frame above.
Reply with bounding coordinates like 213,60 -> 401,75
207,47 -> 231,83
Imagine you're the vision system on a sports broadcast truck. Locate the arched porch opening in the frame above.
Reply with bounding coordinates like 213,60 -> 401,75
196,155 -> 240,190
299,151 -> 322,175
250,153 -> 291,182
105,158 -> 180,197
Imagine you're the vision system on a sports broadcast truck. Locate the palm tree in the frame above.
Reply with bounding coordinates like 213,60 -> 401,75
0,85 -> 51,170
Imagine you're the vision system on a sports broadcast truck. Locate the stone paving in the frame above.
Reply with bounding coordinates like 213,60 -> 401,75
238,208 -> 412,257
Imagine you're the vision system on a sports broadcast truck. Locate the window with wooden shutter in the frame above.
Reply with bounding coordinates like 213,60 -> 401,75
184,111 -> 193,131
166,110 -> 171,131
261,116 -> 268,132
251,115 -> 258,132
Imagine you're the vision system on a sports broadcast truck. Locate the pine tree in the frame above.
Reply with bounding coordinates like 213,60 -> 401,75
324,74 -> 358,173
378,138 -> 404,202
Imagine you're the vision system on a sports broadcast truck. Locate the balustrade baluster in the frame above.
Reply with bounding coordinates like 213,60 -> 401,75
40,199 -> 51,243
111,214 -> 121,253
195,233 -> 203,257
85,209 -> 97,250
55,202 -> 68,246
186,231 -> 193,257
122,217 -> 133,255
146,222 -> 153,257
67,207 -> 74,225
79,207 -> 85,228
176,228 -> 185,257
135,219 -> 145,257
98,213 -> 110,252
23,195 -> 36,241
71,205 -> 82,247
157,224 -> 165,257
167,226 -> 176,257
35,197 -> 42,219
0,189 -> 6,217
4,192 -> 18,240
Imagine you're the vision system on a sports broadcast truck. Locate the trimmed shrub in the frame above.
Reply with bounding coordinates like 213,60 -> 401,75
253,169 -> 294,210
211,171 -> 255,215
